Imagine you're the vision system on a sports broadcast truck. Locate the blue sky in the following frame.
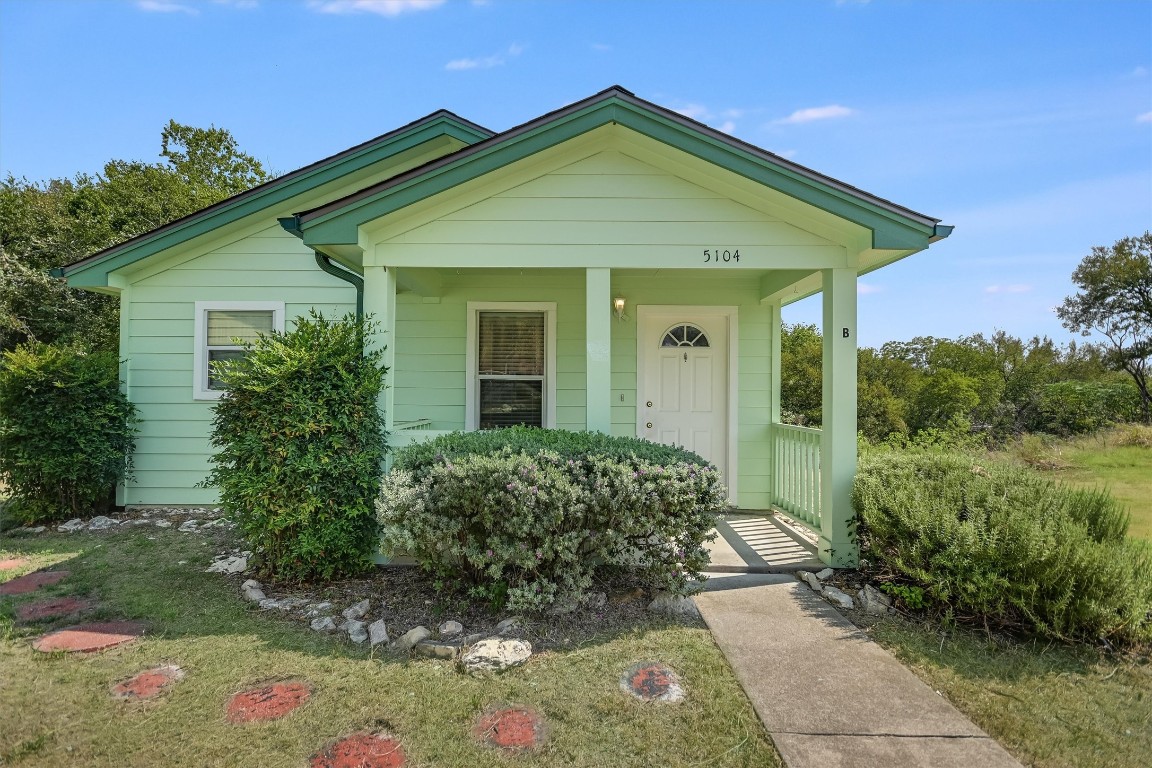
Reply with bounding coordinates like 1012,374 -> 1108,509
2,0 -> 1149,348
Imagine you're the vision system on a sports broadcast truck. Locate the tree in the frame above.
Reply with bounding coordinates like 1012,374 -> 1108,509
0,123 -> 269,352
1057,232 -> 1152,423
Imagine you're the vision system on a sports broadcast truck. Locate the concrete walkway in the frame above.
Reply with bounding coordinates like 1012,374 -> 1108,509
694,573 -> 1023,768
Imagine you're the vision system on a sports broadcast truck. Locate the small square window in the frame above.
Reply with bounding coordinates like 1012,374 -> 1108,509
193,301 -> 283,400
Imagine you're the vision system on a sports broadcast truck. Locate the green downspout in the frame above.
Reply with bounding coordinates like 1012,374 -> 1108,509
278,216 -> 364,319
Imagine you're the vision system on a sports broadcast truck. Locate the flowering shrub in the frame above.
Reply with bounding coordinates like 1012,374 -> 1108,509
377,428 -> 725,612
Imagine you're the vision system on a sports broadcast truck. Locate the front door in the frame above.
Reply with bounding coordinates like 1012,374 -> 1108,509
637,307 -> 731,487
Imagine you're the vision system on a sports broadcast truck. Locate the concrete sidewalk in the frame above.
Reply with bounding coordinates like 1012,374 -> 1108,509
694,573 -> 1023,768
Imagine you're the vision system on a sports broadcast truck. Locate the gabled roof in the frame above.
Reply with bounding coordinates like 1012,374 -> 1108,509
286,86 -> 951,254
58,110 -> 494,286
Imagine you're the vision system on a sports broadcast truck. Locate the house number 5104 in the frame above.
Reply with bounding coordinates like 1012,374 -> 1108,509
703,249 -> 740,263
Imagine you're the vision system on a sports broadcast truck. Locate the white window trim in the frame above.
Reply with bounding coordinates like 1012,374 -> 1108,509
466,301 -> 557,430
193,301 -> 285,401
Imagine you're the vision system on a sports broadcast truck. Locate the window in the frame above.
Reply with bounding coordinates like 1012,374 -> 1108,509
466,302 -> 556,430
193,301 -> 284,400
661,323 -> 710,347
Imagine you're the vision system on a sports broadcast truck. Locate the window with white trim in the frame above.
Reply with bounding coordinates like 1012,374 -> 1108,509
466,302 -> 556,430
193,301 -> 284,400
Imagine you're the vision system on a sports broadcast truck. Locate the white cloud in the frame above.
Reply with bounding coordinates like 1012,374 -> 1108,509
213,0 -> 258,7
1132,66 -> 1149,77
1138,111 -> 1152,123
774,104 -> 856,125
835,0 -> 871,6
308,0 -> 445,16
718,120 -> 736,134
673,103 -> 711,121
445,43 -> 524,71
137,0 -> 198,13
591,42 -> 612,52
984,284 -> 1032,294
858,282 -> 884,295
774,149 -> 798,159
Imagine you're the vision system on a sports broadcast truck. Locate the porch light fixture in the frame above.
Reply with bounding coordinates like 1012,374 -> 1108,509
612,297 -> 627,321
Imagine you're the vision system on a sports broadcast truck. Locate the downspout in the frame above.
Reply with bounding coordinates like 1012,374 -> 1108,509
278,216 -> 364,319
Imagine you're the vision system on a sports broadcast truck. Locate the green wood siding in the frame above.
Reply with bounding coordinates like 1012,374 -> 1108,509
121,225 -> 355,505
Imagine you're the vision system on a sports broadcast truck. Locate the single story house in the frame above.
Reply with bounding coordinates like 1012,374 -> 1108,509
58,86 -> 952,566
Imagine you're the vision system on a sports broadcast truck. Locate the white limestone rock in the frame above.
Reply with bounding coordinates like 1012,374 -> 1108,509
154,519 -> 172,528
207,555 -> 247,574
303,601 -> 334,618
460,638 -> 532,675
439,620 -> 464,638
368,619 -> 390,647
647,591 -> 701,619
344,619 -> 368,644
495,616 -> 522,635
815,568 -> 835,581
177,520 -> 199,533
800,571 -> 823,593
414,639 -> 461,659
342,599 -> 370,620
310,616 -> 337,632
87,516 -> 119,530
58,518 -> 86,533
858,584 -> 895,615
393,626 -> 431,651
822,586 -> 855,610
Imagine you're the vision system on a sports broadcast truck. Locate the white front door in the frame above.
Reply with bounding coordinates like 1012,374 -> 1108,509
637,307 -> 733,489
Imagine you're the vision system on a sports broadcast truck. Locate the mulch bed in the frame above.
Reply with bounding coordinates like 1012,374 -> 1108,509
16,596 -> 93,621
470,705 -> 547,751
32,621 -> 146,653
310,733 -> 407,768
0,570 -> 69,595
226,680 -> 312,723
620,661 -> 685,702
0,557 -> 30,571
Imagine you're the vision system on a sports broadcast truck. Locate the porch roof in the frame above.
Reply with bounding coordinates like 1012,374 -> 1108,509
286,86 -> 952,260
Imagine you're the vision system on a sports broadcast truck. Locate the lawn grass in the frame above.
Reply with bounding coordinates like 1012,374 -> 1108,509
1001,427 -> 1152,540
0,525 -> 779,767
857,613 -> 1151,768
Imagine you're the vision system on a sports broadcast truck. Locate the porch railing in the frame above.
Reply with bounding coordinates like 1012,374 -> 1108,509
772,423 -> 822,530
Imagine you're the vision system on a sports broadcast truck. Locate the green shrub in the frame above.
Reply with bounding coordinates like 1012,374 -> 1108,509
204,312 -> 387,582
854,449 -> 1152,645
378,427 -> 724,612
1032,380 -> 1141,435
0,343 -> 137,523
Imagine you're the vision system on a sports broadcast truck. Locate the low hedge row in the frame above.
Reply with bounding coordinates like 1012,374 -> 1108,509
854,449 -> 1152,645
378,428 -> 725,612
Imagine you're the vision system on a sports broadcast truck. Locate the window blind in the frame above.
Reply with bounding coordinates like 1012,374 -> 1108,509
207,310 -> 274,346
477,311 -> 545,429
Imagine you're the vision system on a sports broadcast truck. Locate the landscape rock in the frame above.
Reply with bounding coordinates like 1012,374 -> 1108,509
858,584 -> 895,615
58,518 -> 86,533
207,555 -> 247,574
647,591 -> 701,619
439,620 -> 464,638
342,599 -> 370,620
495,617 -> 522,634
800,571 -> 823,593
462,632 -> 486,647
822,586 -> 855,610
154,520 -> 172,528
303,601 -> 333,618
460,638 -> 532,675
584,591 -> 607,609
243,587 -> 266,602
87,516 -> 119,530
27,526 -> 46,533
393,626 -> 431,651
815,568 -> 835,581
177,520 -> 199,533
241,579 -> 262,590
260,598 -> 296,611
546,595 -> 580,616
343,619 -> 368,644
310,616 -> 337,632
368,619 -> 389,647
414,638 -> 461,659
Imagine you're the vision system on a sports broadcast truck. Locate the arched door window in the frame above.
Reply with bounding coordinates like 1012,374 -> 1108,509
660,323 -> 710,348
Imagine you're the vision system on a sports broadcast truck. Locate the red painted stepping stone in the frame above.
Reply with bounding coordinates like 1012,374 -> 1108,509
0,570 -> 69,595
310,732 -> 406,768
226,680 -> 311,723
471,705 -> 547,751
0,557 -> 29,571
16,596 -> 93,621
111,664 -> 185,700
32,621 -> 146,653
620,662 -> 685,702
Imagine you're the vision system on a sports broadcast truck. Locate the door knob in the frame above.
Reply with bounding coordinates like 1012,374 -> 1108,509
646,401 -> 653,408
646,422 -> 653,429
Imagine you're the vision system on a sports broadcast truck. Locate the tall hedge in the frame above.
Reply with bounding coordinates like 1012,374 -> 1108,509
0,344 -> 137,522
205,312 -> 387,582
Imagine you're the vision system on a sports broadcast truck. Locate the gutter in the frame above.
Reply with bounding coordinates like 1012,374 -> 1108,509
278,216 -> 364,319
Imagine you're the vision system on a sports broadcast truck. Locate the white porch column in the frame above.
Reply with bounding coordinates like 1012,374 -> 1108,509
767,301 -> 782,509
819,268 -> 858,567
585,267 -> 612,433
362,265 -> 396,435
